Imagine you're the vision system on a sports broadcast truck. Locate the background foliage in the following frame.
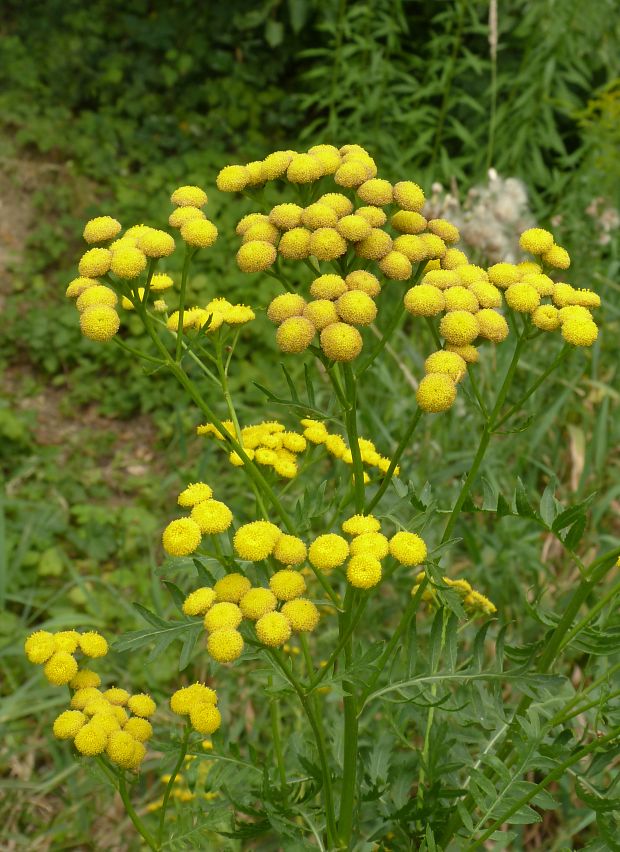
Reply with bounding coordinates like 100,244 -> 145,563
1,0 -> 619,848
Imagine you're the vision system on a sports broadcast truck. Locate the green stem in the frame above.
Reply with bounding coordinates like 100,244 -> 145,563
118,774 -> 157,851
337,587 -> 359,847
269,678 -> 288,802
342,364 -> 365,514
417,608 -> 447,811
175,248 -> 193,362
307,595 -> 369,692
158,723 -> 191,844
558,577 -> 620,654
365,409 -> 423,513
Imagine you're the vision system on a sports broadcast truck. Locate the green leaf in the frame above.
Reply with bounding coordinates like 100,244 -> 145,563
515,477 -> 538,519
552,492 -> 597,533
563,514 -> 587,550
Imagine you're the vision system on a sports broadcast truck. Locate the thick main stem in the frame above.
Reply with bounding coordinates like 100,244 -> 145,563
337,587 -> 359,847
158,724 -> 191,844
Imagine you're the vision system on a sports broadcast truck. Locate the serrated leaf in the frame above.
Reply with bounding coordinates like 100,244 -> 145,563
163,580 -> 186,613
132,602 -> 168,628
563,514 -> 587,550
552,492 -> 597,533
539,478 -> 558,527
515,477 -> 538,519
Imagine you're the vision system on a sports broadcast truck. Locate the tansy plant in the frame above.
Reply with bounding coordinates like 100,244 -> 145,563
25,145 -> 619,850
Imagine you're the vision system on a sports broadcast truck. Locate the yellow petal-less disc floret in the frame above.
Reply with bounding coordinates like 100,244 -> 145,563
334,160 -> 369,188
355,228 -> 392,260
178,482 -> 213,507
106,731 -> 138,768
278,227 -> 312,259
505,282 -> 540,313
522,273 -> 554,296
171,185 -> 208,208
189,703 -> 221,735
267,293 -> 306,324
441,248 -> 469,269
269,569 -> 306,601
439,311 -> 480,345
319,193 -> 354,217
532,304 -> 561,331
74,722 -> 108,756
183,587 -> 217,616
357,178 -> 393,206
76,285 -> 117,312
127,693 -> 156,718
255,611 -> 291,647
287,153 -> 323,183
83,216 -> 122,244
216,165 -> 250,192
162,517 -> 202,556
389,531 -> 427,565
378,251 -> 413,280
44,651 -> 79,685
542,244 -> 570,269
53,631 -> 79,653
110,246 -> 148,279
53,709 -> 87,739
427,218 -> 460,243
443,286 -> 478,313
214,574 -> 252,604
239,587 -> 278,620
487,262 -> 520,287
304,299 -> 340,330
519,227 -> 554,255
237,240 -> 277,272
191,500 -> 233,535
423,269 -> 460,290
204,602 -> 243,632
276,316 -> 316,353
336,291 -> 377,326
446,343 -> 479,363
420,233 -> 447,259
137,229 -> 175,258
261,151 -> 294,180
78,631 -> 109,658
242,221 -> 279,245
281,599 -> 320,632
308,144 -> 342,174
233,521 -> 282,561
337,214 -> 372,242
310,274 -> 347,300
273,534 -> 307,565
476,309 -> 509,342
309,533 -> 349,571
70,687 -> 103,709
310,228 -> 347,261
24,630 -> 57,664
78,247 -> 112,277
346,554 -> 382,589
561,318 -> 599,347
349,532 -> 389,559
404,284 -> 445,316
416,373 -> 457,413
320,322 -> 363,362
180,218 -> 218,249
357,205 -> 387,227
236,213 -> 268,235
69,669 -> 101,690
207,628 -> 244,663
302,203 -> 339,230
424,350 -> 467,382
341,514 -> 381,536
123,717 -> 153,743
103,687 -> 130,706
346,270 -> 381,297
468,280 -> 502,308
66,276 -> 97,298
393,180 -> 425,211
269,203 -> 304,230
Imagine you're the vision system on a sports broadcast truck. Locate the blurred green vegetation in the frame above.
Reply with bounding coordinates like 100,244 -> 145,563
1,0 -> 619,848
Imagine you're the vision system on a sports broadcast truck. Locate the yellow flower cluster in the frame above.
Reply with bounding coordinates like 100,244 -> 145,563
300,418 -> 400,481
182,563 -> 320,658
162,481 -> 232,557
412,572 -> 497,616
170,682 -> 221,734
25,629 -> 154,769
197,419 -> 306,479
166,296 -> 255,334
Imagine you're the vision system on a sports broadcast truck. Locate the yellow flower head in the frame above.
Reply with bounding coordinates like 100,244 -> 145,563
66,276 -> 97,298
78,248 -> 112,278
281,599 -> 320,632
336,214 -> 372,242
505,283 -> 541,313
74,722 -> 108,756
126,693 -> 156,718
341,514 -> 381,536
204,602 -> 243,632
216,165 -> 250,192
76,285 -> 117,312
519,227 -> 554,255
393,180 -> 425,212
346,553 -> 382,589
355,228 -> 392,261
424,350 -> 467,383
236,213 -> 269,236
287,153 -> 323,183
24,630 -> 57,664
52,631 -> 79,653
237,240 -> 276,272
103,687 -> 130,706
319,193 -> 354,217
178,482 -> 213,507
307,144 -> 342,173
422,269 -> 460,290
310,228 -> 347,261
191,499 -> 233,535
273,534 -> 307,565
542,244 -> 570,269
320,322 -> 363,362
278,227 -> 312,259
446,343 -> 479,363
308,533 -> 349,571
53,709 -> 87,739
345,270 -> 381,297
336,291 -> 377,326
439,311 -> 480,345
304,299 -> 340,330
476,309 -> 509,342
110,246 -> 148,279
403,284 -> 445,317
255,611 -> 292,647
261,150 -> 294,180
420,233 -> 446,259
183,587 -> 216,616
468,281 -> 501,309
428,218 -> 460,243
181,219 -> 218,249
189,703 -> 221,735
78,631 -> 109,658
357,178 -> 393,206
267,293 -> 306,324
561,318 -> 599,347
441,248 -> 469,269
310,274 -> 347,300
83,216 -> 121,244
392,235 -> 427,262
137,229 -> 175,258
416,373 -> 457,413
44,651 -> 79,685
234,521 -> 282,561
487,262 -> 520,288
269,569 -> 306,601
302,203 -> 339,230
171,185 -> 208,208
391,211 -> 427,235
239,587 -> 278,620
443,286 -> 478,313
242,221 -> 280,245
214,573 -> 252,604
69,669 -> 101,690
106,731 -> 138,768
207,626 -> 244,663
378,251 -> 413,281
389,531 -> 427,565
522,273 -> 554,296
162,517 -> 202,557
269,203 -> 304,231
349,531 -> 389,559
334,160 -> 369,188
532,304 -> 561,331
276,316 -> 316,353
